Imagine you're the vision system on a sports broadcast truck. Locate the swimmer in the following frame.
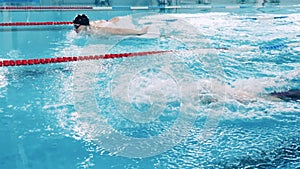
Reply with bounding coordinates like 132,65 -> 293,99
192,79 -> 300,104
73,14 -> 149,36
230,88 -> 300,103
229,87 -> 300,103
269,89 -> 300,102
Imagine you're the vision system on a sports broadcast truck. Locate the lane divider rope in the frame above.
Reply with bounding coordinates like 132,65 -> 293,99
0,5 -> 299,11
220,43 -> 298,52
0,50 -> 171,67
0,21 -> 73,27
0,41 -> 298,67
0,14 -> 290,27
242,16 -> 289,20
0,6 -> 93,10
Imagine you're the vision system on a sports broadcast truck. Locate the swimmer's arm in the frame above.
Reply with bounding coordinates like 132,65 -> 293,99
92,20 -> 107,24
93,26 -> 148,35
92,17 -> 119,24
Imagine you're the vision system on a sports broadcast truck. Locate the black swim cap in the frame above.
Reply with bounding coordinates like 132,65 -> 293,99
271,89 -> 300,102
73,14 -> 90,26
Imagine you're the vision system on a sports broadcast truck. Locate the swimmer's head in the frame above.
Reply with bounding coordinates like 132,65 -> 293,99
270,89 -> 300,102
73,14 -> 90,32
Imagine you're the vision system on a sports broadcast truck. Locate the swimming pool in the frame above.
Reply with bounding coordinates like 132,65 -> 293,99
1,2 -> 300,169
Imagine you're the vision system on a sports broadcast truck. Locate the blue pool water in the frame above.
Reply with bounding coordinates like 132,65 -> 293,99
1,4 -> 300,169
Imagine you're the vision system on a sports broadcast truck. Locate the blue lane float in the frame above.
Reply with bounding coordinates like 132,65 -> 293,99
243,16 -> 289,20
259,44 -> 288,51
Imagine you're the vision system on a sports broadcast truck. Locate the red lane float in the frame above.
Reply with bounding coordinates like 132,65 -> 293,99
0,50 -> 172,67
0,21 -> 73,26
0,6 -> 93,11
